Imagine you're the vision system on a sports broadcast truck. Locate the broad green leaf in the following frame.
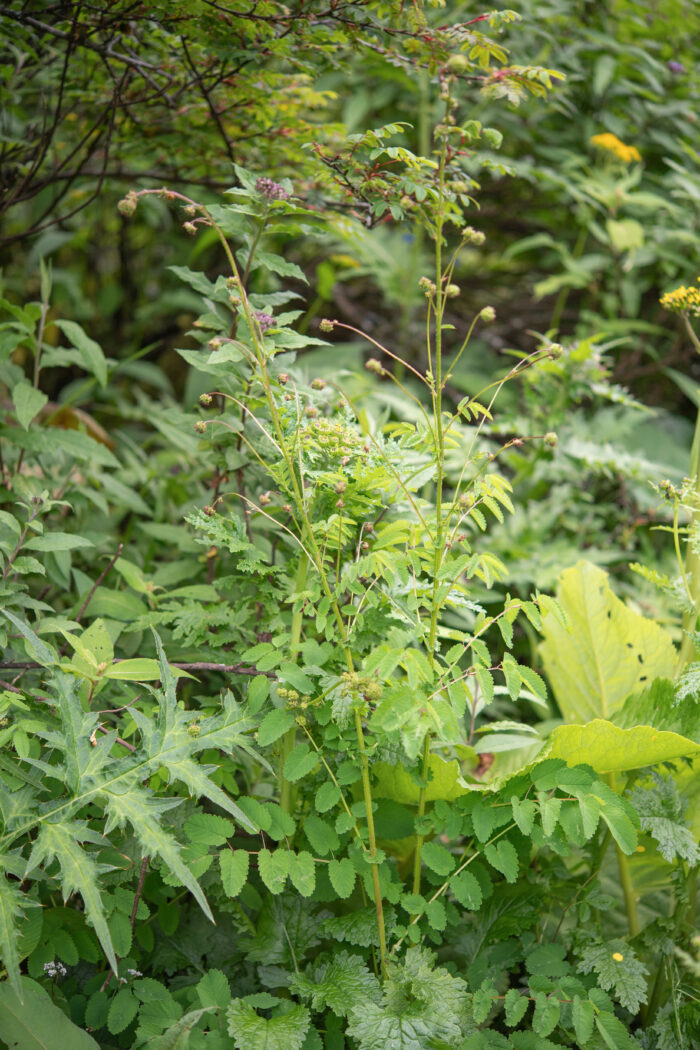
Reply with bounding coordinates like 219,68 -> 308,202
572,995 -> 594,1045
503,987 -> 528,1026
283,742 -> 318,782
0,976 -> 100,1049
303,814 -> 339,856
328,858 -> 356,898
484,840 -> 518,882
1,610 -> 57,667
595,1009 -> 638,1050
55,319 -> 108,388
105,659 -> 169,681
532,992 -> 559,1037
2,426 -> 119,468
315,781 -> 341,813
420,840 -> 455,876
258,848 -> 289,894
25,533 -> 93,552
546,720 -> 700,774
258,707 -> 296,746
450,870 -> 482,910
287,851 -> 316,896
220,849 -> 249,897
373,755 -> 469,804
540,561 -> 676,721
197,969 -> 230,1010
11,381 -> 47,430
107,988 -> 138,1035
185,813 -> 233,847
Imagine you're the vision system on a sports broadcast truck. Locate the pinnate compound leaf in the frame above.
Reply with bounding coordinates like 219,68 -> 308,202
227,1000 -> 310,1050
0,976 -> 100,1048
577,940 -> 648,1013
220,849 -> 249,898
540,561 -> 676,722
572,995 -> 594,1045
292,950 -> 380,1017
484,840 -> 518,883
328,857 -> 356,898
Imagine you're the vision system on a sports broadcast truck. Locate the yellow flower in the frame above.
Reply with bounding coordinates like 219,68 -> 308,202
660,279 -> 700,317
590,132 -> 642,164
612,952 -> 624,962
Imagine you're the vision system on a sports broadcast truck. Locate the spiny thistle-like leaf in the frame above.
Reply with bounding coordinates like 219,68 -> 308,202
0,865 -> 25,999
24,820 -> 117,974
103,786 -> 213,922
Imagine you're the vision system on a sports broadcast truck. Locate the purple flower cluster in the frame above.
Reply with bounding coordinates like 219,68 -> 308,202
667,60 -> 685,74
255,177 -> 290,201
254,312 -> 275,333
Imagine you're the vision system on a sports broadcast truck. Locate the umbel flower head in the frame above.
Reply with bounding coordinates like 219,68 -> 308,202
660,279 -> 700,318
590,132 -> 641,164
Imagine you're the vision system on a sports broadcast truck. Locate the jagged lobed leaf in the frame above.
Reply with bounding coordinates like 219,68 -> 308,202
227,1000 -> 310,1050
291,950 -> 380,1017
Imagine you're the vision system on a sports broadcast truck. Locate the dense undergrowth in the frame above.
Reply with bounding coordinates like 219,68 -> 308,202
0,3 -> 699,1048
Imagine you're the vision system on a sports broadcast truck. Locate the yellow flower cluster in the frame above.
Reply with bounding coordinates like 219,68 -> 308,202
660,279 -> 700,317
590,132 -> 642,163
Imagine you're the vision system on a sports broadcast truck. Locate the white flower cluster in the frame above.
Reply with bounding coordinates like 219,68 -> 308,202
43,960 -> 67,978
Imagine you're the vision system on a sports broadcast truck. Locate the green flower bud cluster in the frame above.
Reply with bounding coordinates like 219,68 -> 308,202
340,671 -> 383,704
302,417 -> 363,460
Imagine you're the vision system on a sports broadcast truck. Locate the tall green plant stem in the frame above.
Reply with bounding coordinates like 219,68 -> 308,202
676,315 -> 700,673
280,555 -> 309,814
413,128 -> 448,896
608,772 -> 639,937
354,707 -> 388,978
155,187 -> 391,980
